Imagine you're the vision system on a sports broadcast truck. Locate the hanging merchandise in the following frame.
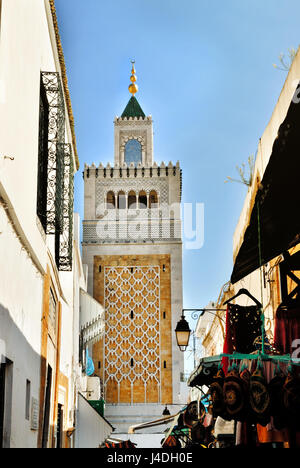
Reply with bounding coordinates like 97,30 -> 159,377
249,363 -> 271,427
209,368 -> 227,419
222,288 -> 264,372
223,367 -> 247,421
85,347 -> 95,376
104,440 -> 137,448
162,436 -> 181,448
226,304 -> 263,355
183,401 -> 205,428
253,335 -> 275,353
274,302 -> 300,355
191,422 -> 206,445
207,191 -> 300,447
268,366 -> 287,431
213,417 -> 236,448
283,369 -> 300,430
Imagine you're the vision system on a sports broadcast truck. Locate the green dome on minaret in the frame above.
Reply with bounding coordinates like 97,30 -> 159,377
121,96 -> 145,119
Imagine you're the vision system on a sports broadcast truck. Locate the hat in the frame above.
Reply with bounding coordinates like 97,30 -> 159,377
183,401 -> 206,428
249,365 -> 271,426
223,368 -> 248,421
209,368 -> 227,419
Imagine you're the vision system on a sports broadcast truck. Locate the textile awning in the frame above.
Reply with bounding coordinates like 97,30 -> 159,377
231,93 -> 300,284
187,355 -> 221,388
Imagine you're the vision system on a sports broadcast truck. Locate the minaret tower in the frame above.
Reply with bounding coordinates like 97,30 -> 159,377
82,63 -> 184,434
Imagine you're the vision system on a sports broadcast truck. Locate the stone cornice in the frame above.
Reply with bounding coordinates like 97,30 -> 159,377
114,116 -> 153,126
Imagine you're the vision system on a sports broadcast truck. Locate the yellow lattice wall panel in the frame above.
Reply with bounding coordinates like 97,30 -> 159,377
93,255 -> 172,404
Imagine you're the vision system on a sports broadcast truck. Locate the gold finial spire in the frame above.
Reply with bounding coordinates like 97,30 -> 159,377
128,60 -> 138,96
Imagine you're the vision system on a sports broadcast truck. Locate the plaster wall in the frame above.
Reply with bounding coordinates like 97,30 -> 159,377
75,393 -> 112,448
0,0 -> 78,447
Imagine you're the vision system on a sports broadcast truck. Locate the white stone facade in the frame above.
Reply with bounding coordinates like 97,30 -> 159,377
114,116 -> 154,167
83,105 -> 184,434
0,0 -> 110,448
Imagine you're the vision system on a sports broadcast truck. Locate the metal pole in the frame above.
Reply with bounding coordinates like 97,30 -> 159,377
193,333 -> 196,369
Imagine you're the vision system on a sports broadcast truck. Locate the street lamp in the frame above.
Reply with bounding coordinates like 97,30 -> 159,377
175,308 -> 227,353
175,314 -> 191,352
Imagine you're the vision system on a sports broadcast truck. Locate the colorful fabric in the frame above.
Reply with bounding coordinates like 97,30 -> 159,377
104,440 -> 136,448
274,305 -> 300,355
256,424 -> 289,444
222,304 -> 262,372
162,436 -> 181,448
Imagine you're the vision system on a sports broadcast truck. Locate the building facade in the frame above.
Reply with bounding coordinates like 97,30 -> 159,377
82,64 -> 184,433
0,0 -> 110,448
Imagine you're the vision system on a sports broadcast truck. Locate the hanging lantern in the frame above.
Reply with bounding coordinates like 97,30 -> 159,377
175,315 -> 191,352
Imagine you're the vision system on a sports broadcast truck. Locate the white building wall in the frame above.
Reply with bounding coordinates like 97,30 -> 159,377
75,394 -> 112,448
0,203 -> 43,448
0,0 -> 72,268
0,0 -> 79,448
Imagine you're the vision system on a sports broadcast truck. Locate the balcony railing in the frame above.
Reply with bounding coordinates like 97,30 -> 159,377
39,72 -> 74,271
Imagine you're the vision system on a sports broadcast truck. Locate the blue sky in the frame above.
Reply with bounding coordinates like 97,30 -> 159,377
56,0 -> 300,343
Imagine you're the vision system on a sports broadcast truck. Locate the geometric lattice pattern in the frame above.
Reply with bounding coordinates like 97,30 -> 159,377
96,178 -> 169,208
83,219 -> 181,244
104,266 -> 161,403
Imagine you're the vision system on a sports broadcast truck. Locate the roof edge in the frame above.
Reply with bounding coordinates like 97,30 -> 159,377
49,0 -> 80,170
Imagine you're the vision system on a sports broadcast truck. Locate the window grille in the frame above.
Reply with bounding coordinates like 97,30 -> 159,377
55,143 -> 74,271
37,80 -> 49,232
39,72 -> 66,235
37,72 -> 74,271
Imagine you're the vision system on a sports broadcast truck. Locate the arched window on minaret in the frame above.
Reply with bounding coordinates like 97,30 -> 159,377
125,139 -> 142,166
117,191 -> 126,209
149,191 -> 159,209
106,191 -> 116,209
138,191 -> 147,209
128,191 -> 137,209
